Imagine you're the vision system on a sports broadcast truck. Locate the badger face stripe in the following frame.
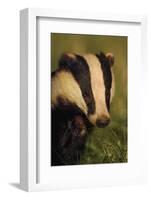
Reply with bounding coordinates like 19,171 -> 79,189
83,54 -> 111,125
59,53 -> 95,115
96,53 -> 112,111
75,55 -> 96,115
51,70 -> 88,115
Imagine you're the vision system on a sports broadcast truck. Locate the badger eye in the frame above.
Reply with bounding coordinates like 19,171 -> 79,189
105,91 -> 110,111
83,94 -> 91,104
107,93 -> 110,98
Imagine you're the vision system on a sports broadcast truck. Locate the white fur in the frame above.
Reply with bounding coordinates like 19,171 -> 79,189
110,68 -> 115,102
51,70 -> 87,115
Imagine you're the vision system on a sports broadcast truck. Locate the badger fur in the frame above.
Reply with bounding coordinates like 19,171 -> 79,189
51,52 -> 114,166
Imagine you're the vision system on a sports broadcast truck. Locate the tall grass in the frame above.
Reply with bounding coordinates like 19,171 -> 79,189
80,118 -> 127,164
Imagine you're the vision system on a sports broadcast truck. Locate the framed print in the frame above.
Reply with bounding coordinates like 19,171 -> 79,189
20,8 -> 147,191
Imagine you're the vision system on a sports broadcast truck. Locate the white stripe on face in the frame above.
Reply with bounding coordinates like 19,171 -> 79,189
51,70 -> 88,115
83,54 -> 110,125
110,68 -> 115,102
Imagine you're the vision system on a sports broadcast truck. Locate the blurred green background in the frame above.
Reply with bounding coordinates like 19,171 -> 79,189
51,33 -> 127,164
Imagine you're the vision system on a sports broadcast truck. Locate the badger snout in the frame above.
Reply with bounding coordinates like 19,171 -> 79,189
96,116 -> 110,128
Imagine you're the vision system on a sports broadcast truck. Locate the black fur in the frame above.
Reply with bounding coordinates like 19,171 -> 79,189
96,52 -> 113,111
51,98 -> 91,166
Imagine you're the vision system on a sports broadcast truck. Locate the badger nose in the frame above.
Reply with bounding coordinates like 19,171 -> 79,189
96,117 -> 110,128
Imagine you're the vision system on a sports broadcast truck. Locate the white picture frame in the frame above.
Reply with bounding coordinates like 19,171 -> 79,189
20,8 -> 147,191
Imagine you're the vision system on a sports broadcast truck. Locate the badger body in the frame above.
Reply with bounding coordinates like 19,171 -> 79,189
51,52 -> 114,166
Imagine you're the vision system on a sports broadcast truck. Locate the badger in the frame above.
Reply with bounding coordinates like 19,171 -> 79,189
51,52 -> 115,166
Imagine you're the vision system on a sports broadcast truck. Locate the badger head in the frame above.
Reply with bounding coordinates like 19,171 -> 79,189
51,52 -> 114,128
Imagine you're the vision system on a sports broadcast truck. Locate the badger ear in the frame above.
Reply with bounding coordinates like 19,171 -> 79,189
106,53 -> 114,67
59,53 -> 77,69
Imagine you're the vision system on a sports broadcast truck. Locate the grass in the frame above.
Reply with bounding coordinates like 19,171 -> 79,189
80,118 -> 127,164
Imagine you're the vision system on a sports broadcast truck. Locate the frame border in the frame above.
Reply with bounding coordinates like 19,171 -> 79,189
20,8 -> 147,191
